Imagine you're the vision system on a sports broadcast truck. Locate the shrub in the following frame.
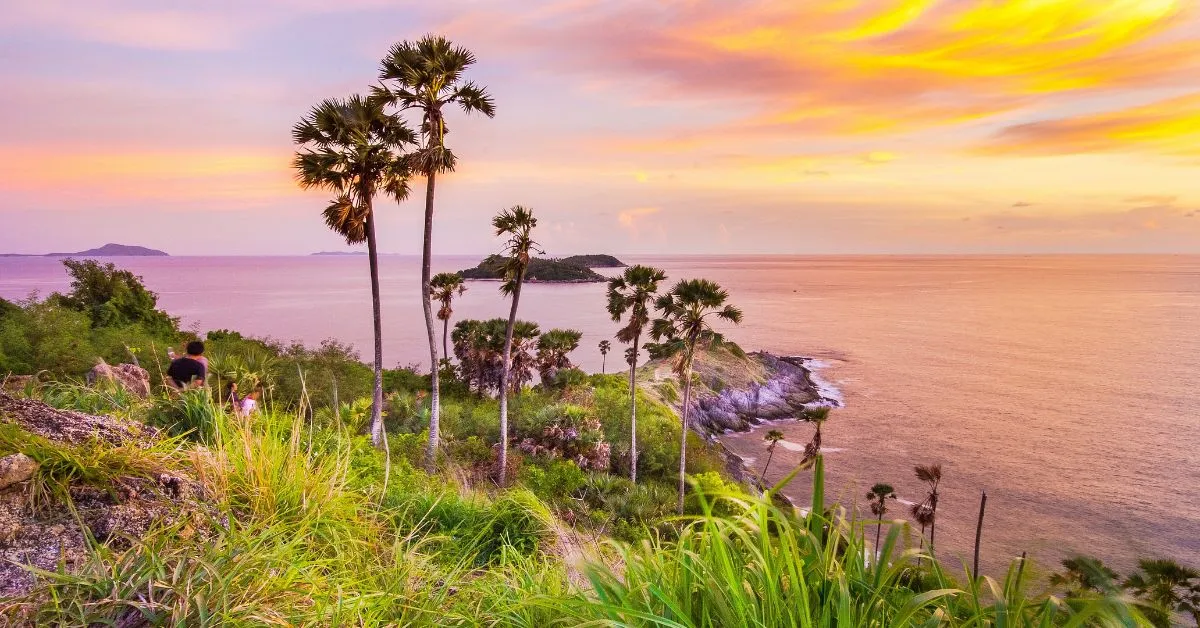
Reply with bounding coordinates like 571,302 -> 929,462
523,459 -> 587,502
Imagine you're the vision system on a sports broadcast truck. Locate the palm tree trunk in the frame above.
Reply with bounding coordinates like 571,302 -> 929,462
917,523 -> 926,567
629,335 -> 639,484
498,276 -> 524,487
758,446 -> 775,485
601,354 -> 606,375
442,317 -> 450,365
364,210 -> 385,448
422,171 -> 440,473
973,491 -> 987,580
677,362 -> 693,515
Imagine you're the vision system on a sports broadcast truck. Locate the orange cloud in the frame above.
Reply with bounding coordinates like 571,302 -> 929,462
982,92 -> 1200,157
0,147 -> 298,204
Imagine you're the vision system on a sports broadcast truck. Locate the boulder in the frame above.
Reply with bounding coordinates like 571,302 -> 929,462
0,453 -> 38,491
86,359 -> 151,398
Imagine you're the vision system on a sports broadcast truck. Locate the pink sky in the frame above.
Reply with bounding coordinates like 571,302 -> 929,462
1,0 -> 1198,255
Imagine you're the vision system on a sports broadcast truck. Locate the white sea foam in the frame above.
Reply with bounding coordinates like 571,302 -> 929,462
798,358 -> 845,407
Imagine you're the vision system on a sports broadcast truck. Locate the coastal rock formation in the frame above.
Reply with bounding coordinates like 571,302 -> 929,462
0,393 -> 213,597
652,351 -> 831,435
87,359 -> 152,398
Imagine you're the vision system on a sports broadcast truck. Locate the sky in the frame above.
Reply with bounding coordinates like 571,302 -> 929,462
1,0 -> 1199,255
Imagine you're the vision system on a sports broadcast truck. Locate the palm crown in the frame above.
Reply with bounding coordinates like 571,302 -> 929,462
651,279 -> 744,372
293,95 -> 414,243
493,206 -> 540,295
866,483 -> 897,517
374,35 -> 495,176
430,272 -> 466,321
607,265 -> 668,344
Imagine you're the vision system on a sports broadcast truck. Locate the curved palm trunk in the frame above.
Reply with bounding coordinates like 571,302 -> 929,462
498,277 -> 524,487
629,335 -> 639,483
677,361 -> 693,515
758,446 -> 776,485
422,171 -> 440,473
365,210 -> 385,447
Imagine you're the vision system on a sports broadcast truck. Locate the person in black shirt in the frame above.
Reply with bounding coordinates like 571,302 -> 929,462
167,341 -> 207,389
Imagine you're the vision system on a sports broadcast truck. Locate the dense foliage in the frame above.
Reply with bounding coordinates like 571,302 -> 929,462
458,254 -> 606,282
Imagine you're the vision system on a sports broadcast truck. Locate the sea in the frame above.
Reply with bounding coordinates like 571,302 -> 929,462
2,254 -> 1197,575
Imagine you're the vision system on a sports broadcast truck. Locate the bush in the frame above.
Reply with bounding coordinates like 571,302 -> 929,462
523,459 -> 587,502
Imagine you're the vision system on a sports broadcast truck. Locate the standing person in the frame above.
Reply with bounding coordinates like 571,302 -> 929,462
166,341 -> 207,389
226,382 -> 243,416
240,389 -> 261,416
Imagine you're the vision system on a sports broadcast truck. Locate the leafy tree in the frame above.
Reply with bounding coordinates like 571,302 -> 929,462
293,94 -> 414,447
1050,556 -> 1122,597
536,329 -> 582,386
430,272 -> 466,360
598,340 -> 611,374
606,265 -> 667,483
758,429 -> 785,485
493,206 -> 539,486
651,279 -> 742,513
375,35 -> 495,473
1123,559 -> 1200,627
57,259 -> 178,336
866,482 -> 897,558
911,463 -> 943,560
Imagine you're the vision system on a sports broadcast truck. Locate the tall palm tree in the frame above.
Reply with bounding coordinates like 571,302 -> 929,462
866,482 -> 897,557
651,278 -> 742,514
598,340 -> 611,374
375,36 -> 495,472
292,95 -> 413,447
494,206 -> 538,487
606,265 -> 667,484
758,429 -> 785,485
429,272 -> 466,360
1123,559 -> 1200,628
913,463 -> 943,559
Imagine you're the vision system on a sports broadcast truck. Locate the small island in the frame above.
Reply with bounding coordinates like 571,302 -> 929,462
311,251 -> 368,256
0,243 -> 170,257
457,254 -> 625,283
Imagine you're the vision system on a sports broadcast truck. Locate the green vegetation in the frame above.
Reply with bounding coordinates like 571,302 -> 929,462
458,254 -> 607,282
558,254 -> 626,268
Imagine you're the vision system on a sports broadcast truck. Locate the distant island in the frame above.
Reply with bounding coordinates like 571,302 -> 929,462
557,254 -> 626,268
0,243 -> 170,257
311,251 -> 368,256
457,254 -> 626,283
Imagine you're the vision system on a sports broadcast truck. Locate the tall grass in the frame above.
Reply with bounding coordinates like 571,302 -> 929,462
499,457 -> 1152,627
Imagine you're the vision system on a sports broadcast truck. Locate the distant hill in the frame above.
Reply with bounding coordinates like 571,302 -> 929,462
458,254 -> 607,283
45,243 -> 169,257
311,251 -> 367,256
558,254 -> 626,268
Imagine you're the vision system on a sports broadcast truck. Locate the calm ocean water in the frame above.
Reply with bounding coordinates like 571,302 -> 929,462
2,254 -> 1198,573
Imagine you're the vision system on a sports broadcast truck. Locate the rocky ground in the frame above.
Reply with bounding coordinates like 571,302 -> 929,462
0,393 -> 214,598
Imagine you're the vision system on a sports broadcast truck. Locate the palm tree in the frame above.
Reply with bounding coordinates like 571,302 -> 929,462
866,482 -> 897,557
758,429 -> 785,485
910,502 -> 935,566
598,340 -> 611,374
375,36 -> 495,472
607,265 -> 667,484
799,406 -> 831,468
651,279 -> 742,514
429,272 -> 466,360
292,95 -> 413,447
536,328 -> 582,385
912,463 -> 943,559
494,206 -> 538,486
1050,556 -> 1121,597
1123,559 -> 1200,628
